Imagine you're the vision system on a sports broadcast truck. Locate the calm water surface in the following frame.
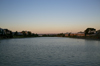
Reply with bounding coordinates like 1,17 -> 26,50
0,37 -> 100,66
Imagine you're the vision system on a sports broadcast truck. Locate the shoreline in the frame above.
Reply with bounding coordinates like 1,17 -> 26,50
0,36 -> 100,41
67,36 -> 100,41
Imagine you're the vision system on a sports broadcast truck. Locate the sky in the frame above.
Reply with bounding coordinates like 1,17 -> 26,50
0,0 -> 100,34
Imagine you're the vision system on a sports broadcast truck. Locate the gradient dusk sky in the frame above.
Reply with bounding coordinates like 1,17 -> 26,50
0,0 -> 100,34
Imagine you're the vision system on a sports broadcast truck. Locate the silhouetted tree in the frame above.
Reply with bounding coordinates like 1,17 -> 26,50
10,31 -> 13,38
57,33 -> 65,37
32,33 -> 35,36
35,33 -> 38,37
22,31 -> 26,36
84,28 -> 96,36
28,31 -> 32,36
14,31 -> 18,36
68,33 -> 71,36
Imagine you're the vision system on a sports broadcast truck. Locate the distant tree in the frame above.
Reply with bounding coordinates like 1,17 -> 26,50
22,31 -> 26,36
14,31 -> 18,36
57,33 -> 65,37
10,31 -> 13,38
28,31 -> 32,36
35,33 -> 38,37
68,33 -> 71,36
30,33 -> 38,37
84,28 -> 96,36
32,33 -> 35,36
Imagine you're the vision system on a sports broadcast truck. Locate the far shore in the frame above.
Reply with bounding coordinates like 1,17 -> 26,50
0,36 -> 100,41
67,36 -> 100,41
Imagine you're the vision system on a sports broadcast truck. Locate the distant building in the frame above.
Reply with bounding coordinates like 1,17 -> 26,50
4,29 -> 11,35
13,32 -> 23,36
0,28 -> 12,35
65,33 -> 69,37
65,32 -> 85,37
77,32 -> 85,37
38,34 -> 43,37
70,33 -> 77,36
18,32 -> 23,35
0,28 -> 13,38
0,28 -> 5,35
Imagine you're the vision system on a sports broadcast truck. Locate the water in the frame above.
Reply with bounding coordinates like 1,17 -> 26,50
0,37 -> 100,66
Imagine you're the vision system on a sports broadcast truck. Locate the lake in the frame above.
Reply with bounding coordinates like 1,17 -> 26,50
0,37 -> 100,66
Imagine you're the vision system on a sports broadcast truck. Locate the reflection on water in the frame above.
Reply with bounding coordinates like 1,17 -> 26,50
0,37 -> 100,66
